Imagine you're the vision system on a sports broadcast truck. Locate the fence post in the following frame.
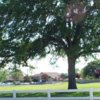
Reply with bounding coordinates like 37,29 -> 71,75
13,90 -> 16,100
89,88 -> 93,100
47,90 -> 51,100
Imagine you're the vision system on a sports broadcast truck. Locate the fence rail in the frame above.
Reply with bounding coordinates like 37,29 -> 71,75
0,88 -> 100,100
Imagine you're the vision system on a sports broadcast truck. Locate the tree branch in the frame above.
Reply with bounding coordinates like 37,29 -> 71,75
78,49 -> 100,57
72,23 -> 82,45
45,35 -> 67,47
90,49 -> 100,53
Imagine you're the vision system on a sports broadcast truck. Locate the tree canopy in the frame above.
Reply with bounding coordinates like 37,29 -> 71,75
82,60 -> 100,78
0,0 -> 100,89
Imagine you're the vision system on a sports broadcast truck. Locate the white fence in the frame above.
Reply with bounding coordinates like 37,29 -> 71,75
0,88 -> 100,100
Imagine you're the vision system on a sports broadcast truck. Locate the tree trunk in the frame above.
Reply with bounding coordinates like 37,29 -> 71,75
68,56 -> 77,89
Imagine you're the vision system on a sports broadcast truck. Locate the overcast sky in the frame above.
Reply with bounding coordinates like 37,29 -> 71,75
21,53 -> 100,75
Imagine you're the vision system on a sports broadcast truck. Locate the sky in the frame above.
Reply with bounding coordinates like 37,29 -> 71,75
21,53 -> 100,75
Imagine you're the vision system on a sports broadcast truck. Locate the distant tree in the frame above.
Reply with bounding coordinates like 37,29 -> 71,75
0,69 -> 8,82
10,67 -> 24,81
82,60 -> 100,79
0,0 -> 100,89
61,73 -> 68,80
23,75 -> 31,82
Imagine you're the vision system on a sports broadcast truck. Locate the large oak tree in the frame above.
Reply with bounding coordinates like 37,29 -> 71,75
0,0 -> 100,89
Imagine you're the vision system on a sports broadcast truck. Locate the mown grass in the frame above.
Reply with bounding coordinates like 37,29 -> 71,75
0,82 -> 66,91
0,82 -> 100,97
78,82 -> 100,89
0,82 -> 100,91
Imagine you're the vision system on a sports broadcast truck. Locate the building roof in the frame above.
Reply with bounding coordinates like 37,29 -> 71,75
32,72 -> 61,79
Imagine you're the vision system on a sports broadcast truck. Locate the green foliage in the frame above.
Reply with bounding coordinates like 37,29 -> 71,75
82,60 -> 100,78
10,68 -> 24,81
0,68 -> 8,82
61,73 -> 68,79
0,0 -> 100,89
23,75 -> 32,82
0,0 -> 99,64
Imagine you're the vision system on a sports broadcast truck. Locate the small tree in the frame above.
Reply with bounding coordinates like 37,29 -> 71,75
0,68 -> 8,82
61,73 -> 68,80
23,75 -> 31,82
10,65 -> 24,81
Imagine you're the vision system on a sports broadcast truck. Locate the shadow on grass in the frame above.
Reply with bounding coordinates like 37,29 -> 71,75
0,92 -> 99,98
51,92 -> 89,97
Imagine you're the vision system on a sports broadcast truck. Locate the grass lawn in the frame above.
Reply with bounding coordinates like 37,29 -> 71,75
0,82 -> 100,91
0,82 -> 100,97
0,82 -> 67,91
78,82 -> 100,89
